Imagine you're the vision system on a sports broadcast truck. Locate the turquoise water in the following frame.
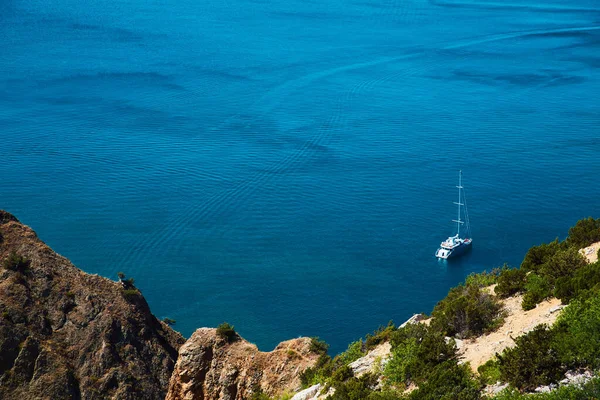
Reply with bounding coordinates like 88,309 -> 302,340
1,0 -> 599,353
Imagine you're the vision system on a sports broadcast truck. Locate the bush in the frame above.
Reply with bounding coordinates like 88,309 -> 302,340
163,317 -> 176,326
493,377 -> 600,400
335,340 -> 365,366
250,387 -> 271,400
299,353 -> 333,387
495,266 -> 526,298
521,274 -> 551,310
408,361 -> 481,400
385,323 -> 457,386
327,373 -> 377,400
216,322 -> 237,342
122,288 -> 140,300
553,293 -> 600,369
477,358 -> 501,385
567,217 -> 600,249
330,364 -> 354,385
497,325 -> 563,391
465,269 -> 501,288
554,261 -> 600,303
520,240 -> 564,273
2,251 -> 30,272
431,283 -> 504,338
309,337 -> 329,355
540,248 -> 586,282
365,321 -> 396,351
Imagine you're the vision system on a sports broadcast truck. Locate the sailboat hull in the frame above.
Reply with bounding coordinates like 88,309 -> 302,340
436,239 -> 472,259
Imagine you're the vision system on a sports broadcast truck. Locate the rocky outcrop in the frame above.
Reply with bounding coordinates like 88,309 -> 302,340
0,211 -> 185,400
166,328 -> 320,400
348,342 -> 391,378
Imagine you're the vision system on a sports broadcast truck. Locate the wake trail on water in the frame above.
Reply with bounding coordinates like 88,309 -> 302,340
117,21 -> 600,276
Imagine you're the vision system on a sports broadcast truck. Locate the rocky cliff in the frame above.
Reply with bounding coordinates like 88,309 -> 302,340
166,328 -> 320,400
0,211 -> 185,399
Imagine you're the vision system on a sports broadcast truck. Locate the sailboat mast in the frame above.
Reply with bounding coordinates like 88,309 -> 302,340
457,171 -> 461,236
452,170 -> 464,237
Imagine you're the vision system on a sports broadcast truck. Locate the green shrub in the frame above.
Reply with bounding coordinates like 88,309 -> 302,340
566,217 -> 600,249
334,339 -> 365,366
309,337 -> 329,355
477,358 -> 501,385
553,293 -> 600,369
520,240 -> 564,273
365,321 -> 396,351
493,377 -> 600,399
250,387 -> 271,400
122,288 -> 140,300
521,274 -> 551,310
431,283 -> 504,338
408,361 -> 481,400
2,251 -> 30,272
330,364 -> 354,385
299,353 -> 333,387
327,373 -> 377,400
554,260 -> 600,303
286,349 -> 300,360
495,266 -> 526,298
385,323 -> 457,386
162,317 -> 176,326
216,322 -> 237,342
540,248 -> 586,282
497,325 -> 563,391
465,269 -> 501,287
384,333 -> 419,385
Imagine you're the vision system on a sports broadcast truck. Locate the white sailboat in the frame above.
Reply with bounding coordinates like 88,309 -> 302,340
435,170 -> 472,259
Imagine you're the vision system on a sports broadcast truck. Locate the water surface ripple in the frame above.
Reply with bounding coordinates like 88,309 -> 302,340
1,0 -> 599,353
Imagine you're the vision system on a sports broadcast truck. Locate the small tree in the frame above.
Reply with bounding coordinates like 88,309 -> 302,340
2,252 -> 30,272
497,325 -> 563,391
216,322 -> 237,342
495,266 -> 526,298
567,217 -> 600,248
309,337 -> 330,355
163,317 -> 176,326
117,272 -> 135,288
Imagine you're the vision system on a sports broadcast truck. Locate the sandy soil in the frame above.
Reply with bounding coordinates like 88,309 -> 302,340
458,292 -> 563,371
579,241 -> 600,264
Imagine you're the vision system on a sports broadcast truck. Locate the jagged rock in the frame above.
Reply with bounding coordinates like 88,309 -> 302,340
349,342 -> 391,377
534,383 -> 557,393
166,328 -> 320,400
399,314 -> 425,328
291,383 -> 322,400
483,382 -> 509,396
549,305 -> 565,314
560,370 -> 593,386
0,210 -> 185,400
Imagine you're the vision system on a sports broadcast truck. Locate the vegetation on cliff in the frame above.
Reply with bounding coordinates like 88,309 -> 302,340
0,211 -> 185,400
291,217 -> 600,399
2,209 -> 599,400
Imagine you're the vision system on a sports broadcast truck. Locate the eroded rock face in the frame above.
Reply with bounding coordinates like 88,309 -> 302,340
166,328 -> 320,400
0,211 -> 185,399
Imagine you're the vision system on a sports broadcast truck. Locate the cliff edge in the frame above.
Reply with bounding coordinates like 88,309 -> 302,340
0,210 -> 185,400
166,328 -> 320,400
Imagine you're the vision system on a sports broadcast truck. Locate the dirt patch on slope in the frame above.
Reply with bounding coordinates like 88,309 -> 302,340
458,293 -> 563,371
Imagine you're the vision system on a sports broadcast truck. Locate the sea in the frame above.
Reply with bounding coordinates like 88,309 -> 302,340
1,0 -> 599,354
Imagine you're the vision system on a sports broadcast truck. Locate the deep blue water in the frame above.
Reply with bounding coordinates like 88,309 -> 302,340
1,0 -> 599,354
